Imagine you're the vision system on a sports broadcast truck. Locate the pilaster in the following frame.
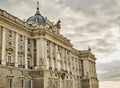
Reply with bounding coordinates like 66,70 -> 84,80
15,33 -> 18,67
1,28 -> 6,65
25,37 -> 28,69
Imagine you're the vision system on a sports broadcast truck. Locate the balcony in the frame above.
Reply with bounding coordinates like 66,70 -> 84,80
61,69 -> 68,73
6,62 -> 15,67
18,65 -> 25,68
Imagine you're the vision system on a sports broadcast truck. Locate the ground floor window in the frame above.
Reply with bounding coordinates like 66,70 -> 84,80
28,80 -> 32,88
8,78 -> 12,88
20,79 -> 24,88
55,80 -> 59,88
48,79 -> 53,88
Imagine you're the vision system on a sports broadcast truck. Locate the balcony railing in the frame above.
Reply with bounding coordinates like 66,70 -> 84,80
61,69 -> 68,73
18,65 -> 25,68
6,62 -> 15,67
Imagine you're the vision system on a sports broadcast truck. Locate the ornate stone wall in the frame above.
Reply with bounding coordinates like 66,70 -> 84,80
0,26 -> 2,64
0,7 -> 99,88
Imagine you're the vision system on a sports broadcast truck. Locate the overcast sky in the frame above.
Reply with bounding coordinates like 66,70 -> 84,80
0,0 -> 120,88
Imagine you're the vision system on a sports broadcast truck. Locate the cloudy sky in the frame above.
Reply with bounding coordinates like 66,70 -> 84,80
0,0 -> 120,88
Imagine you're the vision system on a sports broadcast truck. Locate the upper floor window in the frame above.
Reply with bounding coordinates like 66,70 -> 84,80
28,58 -> 31,67
8,78 -> 12,88
7,54 -> 12,63
28,39 -> 31,44
20,35 -> 23,41
8,30 -> 12,37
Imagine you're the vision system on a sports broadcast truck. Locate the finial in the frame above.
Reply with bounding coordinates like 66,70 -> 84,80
36,1 -> 40,14
88,46 -> 91,52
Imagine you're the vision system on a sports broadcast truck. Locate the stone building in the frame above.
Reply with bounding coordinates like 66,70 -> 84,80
0,2 -> 99,88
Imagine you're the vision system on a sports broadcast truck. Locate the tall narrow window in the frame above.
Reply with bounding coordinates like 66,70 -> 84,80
28,58 -> 31,69
7,54 -> 12,63
28,39 -> 31,44
49,80 -> 52,88
8,78 -> 12,88
28,80 -> 32,88
19,56 -> 23,65
20,35 -> 23,41
8,30 -> 12,37
20,80 -> 24,88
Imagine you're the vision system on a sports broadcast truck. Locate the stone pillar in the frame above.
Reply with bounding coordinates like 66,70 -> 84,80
61,48 -> 64,70
1,28 -> 6,65
55,44 -> 58,69
36,38 -> 40,68
69,52 -> 72,72
77,59 -> 80,76
65,49 -> 68,71
25,37 -> 28,69
44,39 -> 48,69
83,59 -> 88,77
50,42 -> 54,70
15,33 -> 18,67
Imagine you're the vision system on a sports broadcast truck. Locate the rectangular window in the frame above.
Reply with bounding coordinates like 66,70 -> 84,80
28,39 -> 31,44
20,35 -> 23,41
28,58 -> 31,69
8,78 -> 12,88
8,30 -> 12,37
28,80 -> 32,88
55,80 -> 58,88
20,80 -> 24,88
49,80 -> 52,88
7,54 -> 12,63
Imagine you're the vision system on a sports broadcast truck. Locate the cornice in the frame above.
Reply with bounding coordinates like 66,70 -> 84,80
0,9 -> 32,34
80,50 -> 96,60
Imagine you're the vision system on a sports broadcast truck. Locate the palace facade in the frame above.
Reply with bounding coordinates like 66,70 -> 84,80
0,2 -> 99,88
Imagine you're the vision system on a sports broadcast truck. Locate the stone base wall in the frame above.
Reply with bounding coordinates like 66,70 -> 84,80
0,65 -> 32,88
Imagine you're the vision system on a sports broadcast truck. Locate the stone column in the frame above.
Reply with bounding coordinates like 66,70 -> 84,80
65,49 -> 68,71
44,39 -> 47,69
36,38 -> 40,68
61,48 -> 64,70
39,38 -> 45,69
15,33 -> 18,67
50,42 -> 54,70
1,28 -> 6,65
25,37 -> 28,69
77,59 -> 79,76
55,44 -> 58,69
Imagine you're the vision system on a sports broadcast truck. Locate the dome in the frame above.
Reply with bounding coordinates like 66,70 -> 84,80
26,2 -> 46,24
26,13 -> 46,24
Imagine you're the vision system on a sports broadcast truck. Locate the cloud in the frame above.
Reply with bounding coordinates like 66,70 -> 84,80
1,0 -> 120,85
97,60 -> 120,81
100,81 -> 120,88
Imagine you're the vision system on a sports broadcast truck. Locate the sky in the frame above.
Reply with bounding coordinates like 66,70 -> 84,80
0,0 -> 120,88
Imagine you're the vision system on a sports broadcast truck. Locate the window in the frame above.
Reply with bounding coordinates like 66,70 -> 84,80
7,54 -> 12,63
28,80 -> 32,88
20,80 -> 24,88
48,80 -> 53,88
55,80 -> 58,88
20,35 -> 23,41
19,56 -> 23,65
8,78 -> 12,88
28,58 -> 31,68
8,30 -> 12,37
28,39 -> 31,44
